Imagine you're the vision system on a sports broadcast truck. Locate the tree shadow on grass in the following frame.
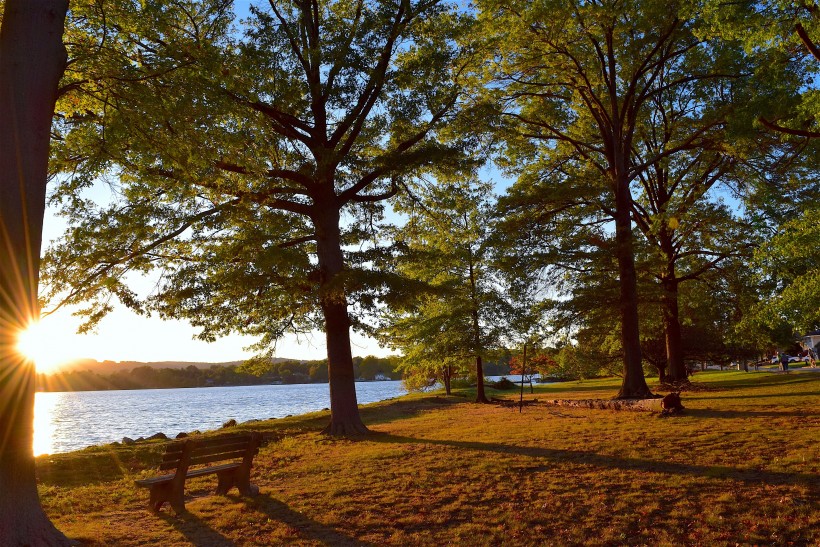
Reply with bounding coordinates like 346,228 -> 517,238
227,492 -> 374,546
684,408 -> 818,419
699,391 -> 820,401
360,395 -> 465,427
686,408 -> 820,419
159,510 -> 236,546
372,434 -> 819,492
710,375 -> 820,390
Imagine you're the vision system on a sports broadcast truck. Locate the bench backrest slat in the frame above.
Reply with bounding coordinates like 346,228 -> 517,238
161,440 -> 251,463
186,449 -> 256,467
157,434 -> 256,471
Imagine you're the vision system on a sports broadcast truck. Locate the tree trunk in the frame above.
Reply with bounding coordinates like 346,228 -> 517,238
314,205 -> 368,436
662,276 -> 688,383
612,176 -> 653,399
443,364 -> 452,395
0,1 -> 73,544
475,354 -> 489,403
467,254 -> 489,403
657,363 -> 667,384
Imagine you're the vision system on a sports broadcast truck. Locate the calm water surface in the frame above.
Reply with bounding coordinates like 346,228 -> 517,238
34,381 -> 406,456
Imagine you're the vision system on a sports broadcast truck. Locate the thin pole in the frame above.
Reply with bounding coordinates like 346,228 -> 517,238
519,341 -> 527,413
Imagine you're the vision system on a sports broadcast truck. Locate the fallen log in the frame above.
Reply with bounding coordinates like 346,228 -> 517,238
543,398 -> 665,412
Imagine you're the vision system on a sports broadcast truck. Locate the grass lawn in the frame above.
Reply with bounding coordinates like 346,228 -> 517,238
37,370 -> 820,545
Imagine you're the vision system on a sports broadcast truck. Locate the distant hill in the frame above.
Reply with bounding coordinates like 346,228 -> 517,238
55,358 -> 290,376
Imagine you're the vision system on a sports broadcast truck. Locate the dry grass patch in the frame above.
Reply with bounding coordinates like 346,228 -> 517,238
38,370 -> 820,545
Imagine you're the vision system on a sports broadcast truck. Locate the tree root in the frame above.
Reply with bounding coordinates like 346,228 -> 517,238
321,420 -> 371,437
0,508 -> 77,546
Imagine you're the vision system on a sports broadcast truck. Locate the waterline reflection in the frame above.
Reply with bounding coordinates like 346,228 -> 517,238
34,391 -> 59,456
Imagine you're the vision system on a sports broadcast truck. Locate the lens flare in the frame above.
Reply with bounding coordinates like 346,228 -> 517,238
16,320 -> 61,374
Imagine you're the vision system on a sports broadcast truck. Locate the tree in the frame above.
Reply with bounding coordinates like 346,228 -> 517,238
509,349 -> 554,394
0,1 -> 72,544
633,199 -> 758,382
45,0 -> 472,435
479,0 -> 796,395
626,42 -> 757,383
479,0 -> 727,397
380,179 -> 508,403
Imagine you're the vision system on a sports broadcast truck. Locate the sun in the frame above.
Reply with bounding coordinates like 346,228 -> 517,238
16,320 -> 65,374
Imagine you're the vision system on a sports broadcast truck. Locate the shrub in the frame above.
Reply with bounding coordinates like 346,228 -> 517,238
488,377 -> 517,390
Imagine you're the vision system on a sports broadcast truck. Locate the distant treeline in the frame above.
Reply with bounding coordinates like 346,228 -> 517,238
37,355 -> 404,392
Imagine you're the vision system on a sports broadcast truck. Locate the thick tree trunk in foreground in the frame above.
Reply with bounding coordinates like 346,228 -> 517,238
612,178 -> 653,399
315,206 -> 368,436
0,1 -> 72,544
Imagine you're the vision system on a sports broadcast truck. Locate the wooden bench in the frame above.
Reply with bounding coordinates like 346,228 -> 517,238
135,432 -> 261,513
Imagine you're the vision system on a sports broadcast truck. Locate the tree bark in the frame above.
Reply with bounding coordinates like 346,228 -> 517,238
612,174 -> 653,399
475,354 -> 489,403
467,253 -> 489,403
662,276 -> 688,383
0,1 -> 72,544
314,204 -> 368,436
657,363 -> 668,384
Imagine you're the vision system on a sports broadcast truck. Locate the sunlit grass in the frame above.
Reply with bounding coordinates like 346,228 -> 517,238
37,371 -> 820,545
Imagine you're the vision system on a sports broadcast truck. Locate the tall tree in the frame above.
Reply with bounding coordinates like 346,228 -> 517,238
478,0 -> 707,397
0,0 -> 72,544
699,1 -> 820,350
380,180 -> 508,403
625,35 -> 768,383
478,0 -> 796,396
45,0 -> 472,434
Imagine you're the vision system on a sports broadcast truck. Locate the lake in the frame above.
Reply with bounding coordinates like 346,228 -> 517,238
33,381 -> 407,456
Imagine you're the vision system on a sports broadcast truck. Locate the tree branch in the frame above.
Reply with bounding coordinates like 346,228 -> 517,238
215,160 -> 315,189
795,22 -> 820,62
277,234 -> 317,248
759,116 -> 820,138
43,199 -> 241,317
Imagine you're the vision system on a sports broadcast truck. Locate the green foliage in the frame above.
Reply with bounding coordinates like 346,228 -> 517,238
749,203 -> 820,334
701,0 -> 820,136
548,345 -> 604,381
45,0 -> 475,353
378,178 -> 511,389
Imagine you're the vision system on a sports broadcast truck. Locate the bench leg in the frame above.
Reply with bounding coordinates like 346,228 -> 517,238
215,469 -> 236,495
215,468 -> 259,497
148,483 -> 171,513
148,480 -> 186,513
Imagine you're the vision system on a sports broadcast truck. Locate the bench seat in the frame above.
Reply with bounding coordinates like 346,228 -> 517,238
135,462 -> 242,487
